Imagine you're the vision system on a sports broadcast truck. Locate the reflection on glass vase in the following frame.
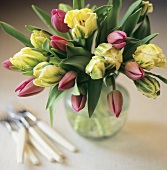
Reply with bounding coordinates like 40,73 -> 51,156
64,84 -> 130,140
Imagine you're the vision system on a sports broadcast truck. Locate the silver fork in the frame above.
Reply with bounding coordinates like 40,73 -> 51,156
7,106 -> 64,163
19,108 -> 78,152
0,115 -> 40,165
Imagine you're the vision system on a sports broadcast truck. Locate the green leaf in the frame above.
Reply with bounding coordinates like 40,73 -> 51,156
85,4 -> 90,8
133,15 -> 151,39
0,21 -> 32,47
69,38 -> 86,47
25,25 -> 52,35
51,48 -> 67,59
46,85 -> 63,109
121,8 -> 142,36
124,37 -> 139,53
91,5 -> 97,11
107,0 -> 122,28
71,79 -> 80,95
145,72 -> 167,84
104,74 -> 115,87
49,104 -> 55,127
107,0 -> 113,5
49,89 -> 65,126
124,33 -> 158,61
49,56 -> 61,65
88,78 -> 103,117
42,40 -> 50,51
73,0 -> 85,9
42,40 -> 56,56
60,55 -> 91,72
66,45 -> 92,58
120,0 -> 142,26
94,5 -> 112,25
59,3 -> 73,12
86,31 -> 96,51
22,70 -> 34,76
32,5 -> 69,39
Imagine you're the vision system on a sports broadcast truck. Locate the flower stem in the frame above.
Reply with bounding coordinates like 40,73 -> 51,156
112,76 -> 116,90
67,30 -> 73,40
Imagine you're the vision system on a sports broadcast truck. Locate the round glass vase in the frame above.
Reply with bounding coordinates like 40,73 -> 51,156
64,84 -> 130,140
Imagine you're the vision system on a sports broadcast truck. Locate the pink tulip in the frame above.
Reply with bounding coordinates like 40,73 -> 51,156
15,78 -> 44,97
2,59 -> 13,70
51,9 -> 69,33
71,94 -> 87,112
107,90 -> 123,118
51,35 -> 68,52
125,62 -> 145,80
58,71 -> 77,90
107,30 -> 127,49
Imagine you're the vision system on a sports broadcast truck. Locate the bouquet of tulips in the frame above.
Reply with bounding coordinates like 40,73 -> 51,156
1,0 -> 167,124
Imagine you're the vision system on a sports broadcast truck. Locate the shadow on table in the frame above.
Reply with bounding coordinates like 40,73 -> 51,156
94,121 -> 167,161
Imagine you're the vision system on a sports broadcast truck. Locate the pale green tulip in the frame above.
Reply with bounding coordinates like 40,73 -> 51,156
30,30 -> 50,49
10,47 -> 47,71
33,62 -> 66,87
133,44 -> 166,70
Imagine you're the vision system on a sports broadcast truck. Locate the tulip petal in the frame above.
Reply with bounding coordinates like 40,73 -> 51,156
71,94 -> 87,112
15,78 -> 44,97
58,71 -> 77,90
107,90 -> 123,118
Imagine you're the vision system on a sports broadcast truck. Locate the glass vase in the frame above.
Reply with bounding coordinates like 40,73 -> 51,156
64,84 -> 130,140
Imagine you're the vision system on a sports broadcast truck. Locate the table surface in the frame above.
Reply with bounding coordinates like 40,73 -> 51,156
0,1 -> 167,170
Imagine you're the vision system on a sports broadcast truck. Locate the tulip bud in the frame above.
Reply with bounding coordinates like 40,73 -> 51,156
86,56 -> 106,79
58,71 -> 77,90
10,47 -> 47,72
15,78 -> 44,97
51,9 -> 69,33
125,62 -> 145,80
71,94 -> 87,112
134,75 -> 160,99
107,31 -> 127,49
33,62 -> 66,87
30,30 -> 50,49
141,1 -> 153,16
107,90 -> 123,118
2,60 -> 13,70
50,35 -> 68,52
133,44 -> 166,70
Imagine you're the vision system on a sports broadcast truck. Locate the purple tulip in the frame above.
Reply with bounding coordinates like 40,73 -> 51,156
58,71 -> 77,90
107,90 -> 123,118
2,59 -> 13,70
71,94 -> 87,112
15,78 -> 44,97
51,35 -> 68,52
107,30 -> 127,49
51,9 -> 69,33
125,62 -> 145,80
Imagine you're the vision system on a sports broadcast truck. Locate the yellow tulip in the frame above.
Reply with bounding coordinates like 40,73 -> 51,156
86,56 -> 106,79
33,62 -> 66,87
10,47 -> 47,71
33,62 -> 50,78
30,30 -> 50,49
141,1 -> 153,16
64,8 -> 97,38
133,44 -> 166,70
94,43 -> 123,70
